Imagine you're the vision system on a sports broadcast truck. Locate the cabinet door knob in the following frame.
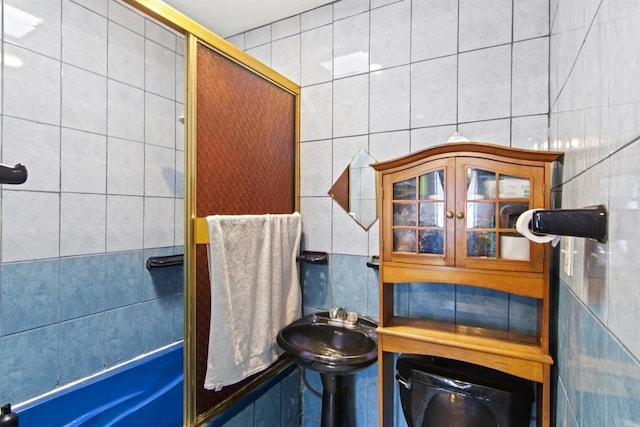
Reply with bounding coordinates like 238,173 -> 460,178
456,211 -> 465,219
446,210 -> 455,219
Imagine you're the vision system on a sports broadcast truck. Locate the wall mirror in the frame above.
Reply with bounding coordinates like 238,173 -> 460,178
328,149 -> 377,230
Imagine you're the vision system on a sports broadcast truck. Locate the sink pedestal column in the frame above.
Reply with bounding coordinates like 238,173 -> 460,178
320,373 -> 353,427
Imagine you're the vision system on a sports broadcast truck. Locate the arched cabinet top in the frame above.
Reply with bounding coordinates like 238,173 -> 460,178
371,142 -> 563,172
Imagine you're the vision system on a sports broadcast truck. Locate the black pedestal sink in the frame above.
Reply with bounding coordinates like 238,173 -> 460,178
277,312 -> 378,427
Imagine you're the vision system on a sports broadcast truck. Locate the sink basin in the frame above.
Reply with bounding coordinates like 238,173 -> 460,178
277,312 -> 378,375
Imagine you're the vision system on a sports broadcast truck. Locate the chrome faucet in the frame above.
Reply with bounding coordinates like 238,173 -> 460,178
330,307 -> 347,320
329,307 -> 358,327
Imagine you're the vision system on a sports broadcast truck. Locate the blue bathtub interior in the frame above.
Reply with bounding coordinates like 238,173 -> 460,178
15,342 -> 183,427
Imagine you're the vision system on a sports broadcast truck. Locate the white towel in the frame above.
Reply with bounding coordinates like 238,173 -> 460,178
203,212 -> 302,390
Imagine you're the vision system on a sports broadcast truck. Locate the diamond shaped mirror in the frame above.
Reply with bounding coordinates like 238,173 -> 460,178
328,149 -> 377,230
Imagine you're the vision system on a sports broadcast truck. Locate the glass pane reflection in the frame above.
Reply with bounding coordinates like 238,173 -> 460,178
498,202 -> 529,228
394,178 -> 415,200
393,203 -> 416,226
419,202 -> 444,227
419,170 -> 444,200
467,168 -> 495,200
467,231 -> 496,258
499,174 -> 530,198
394,229 -> 415,252
419,230 -> 444,254
466,202 -> 495,229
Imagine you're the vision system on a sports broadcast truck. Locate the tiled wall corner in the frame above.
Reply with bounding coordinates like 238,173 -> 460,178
0,0 -> 184,404
551,0 -> 640,425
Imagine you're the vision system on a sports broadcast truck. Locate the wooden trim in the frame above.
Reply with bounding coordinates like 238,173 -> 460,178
381,264 -> 545,298
371,142 -> 562,172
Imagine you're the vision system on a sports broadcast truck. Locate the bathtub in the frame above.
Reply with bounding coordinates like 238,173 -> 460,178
15,342 -> 183,426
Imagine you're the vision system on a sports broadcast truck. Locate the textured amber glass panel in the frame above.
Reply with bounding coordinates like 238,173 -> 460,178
195,43 -> 296,415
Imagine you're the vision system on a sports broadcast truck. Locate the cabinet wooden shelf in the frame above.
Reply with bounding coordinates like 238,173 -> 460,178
378,316 -> 553,382
372,142 -> 562,427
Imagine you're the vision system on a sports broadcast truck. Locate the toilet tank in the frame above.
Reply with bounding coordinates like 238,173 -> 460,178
396,354 -> 534,427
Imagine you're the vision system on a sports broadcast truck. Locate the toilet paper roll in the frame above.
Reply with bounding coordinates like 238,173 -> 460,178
516,209 -> 560,246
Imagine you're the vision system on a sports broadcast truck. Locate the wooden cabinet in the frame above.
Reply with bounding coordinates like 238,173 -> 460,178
372,143 -> 562,427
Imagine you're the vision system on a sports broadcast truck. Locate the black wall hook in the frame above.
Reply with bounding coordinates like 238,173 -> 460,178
0,163 -> 27,185
531,205 -> 607,243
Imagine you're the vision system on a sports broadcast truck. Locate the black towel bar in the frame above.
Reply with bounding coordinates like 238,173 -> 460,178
296,251 -> 328,265
0,163 -> 27,184
366,256 -> 379,270
146,254 -> 183,270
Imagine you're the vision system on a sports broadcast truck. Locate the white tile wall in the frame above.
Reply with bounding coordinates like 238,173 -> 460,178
108,21 -> 145,88
145,19 -> 175,49
333,74 -> 369,137
334,0 -> 369,21
3,44 -> 60,125
106,195 -> 144,251
61,129 -> 107,194
301,4 -> 333,31
299,197 -> 332,253
60,193 -> 106,256
332,135 -> 368,182
458,45 -> 512,123
107,137 -> 144,195
145,41 -> 176,99
2,117 -> 60,192
410,125 -> 457,152
107,80 -> 145,141
61,64 -> 108,134
370,66 -> 410,133
411,56 -> 457,128
513,0 -> 549,41
108,0 -> 144,33
301,82 -> 333,141
458,119 -> 511,146
4,0 -> 61,57
1,0 -> 184,263
144,145 -> 176,197
62,0 -> 107,75
369,130 -> 409,162
550,6 -> 640,409
333,12 -> 369,78
301,25 -> 332,86
272,35 -> 301,83
245,25 -> 270,48
250,0 -> 550,258
300,139 -> 332,197
143,197 -> 175,248
411,0 -> 457,62
247,44 -> 270,66
370,1 -> 410,70
272,15 -> 300,40
145,93 -> 176,148
512,38 -> 549,117
459,0 -> 512,51
2,191 -> 60,262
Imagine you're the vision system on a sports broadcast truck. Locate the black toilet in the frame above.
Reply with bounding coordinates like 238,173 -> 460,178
396,354 -> 534,427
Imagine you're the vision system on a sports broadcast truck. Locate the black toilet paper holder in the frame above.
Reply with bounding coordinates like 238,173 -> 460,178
530,204 -> 607,243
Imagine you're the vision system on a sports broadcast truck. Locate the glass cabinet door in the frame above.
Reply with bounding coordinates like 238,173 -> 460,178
392,169 -> 446,256
464,167 -> 532,262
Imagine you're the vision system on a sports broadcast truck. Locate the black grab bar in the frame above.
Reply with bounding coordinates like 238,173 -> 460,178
0,163 -> 27,185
